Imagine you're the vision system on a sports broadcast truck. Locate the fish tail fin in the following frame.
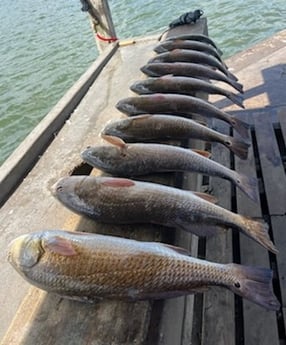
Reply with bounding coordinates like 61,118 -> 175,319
228,263 -> 280,310
230,80 -> 243,93
230,116 -> 250,139
223,136 -> 250,159
227,92 -> 244,108
239,216 -> 278,254
235,174 -> 258,202
227,70 -> 239,81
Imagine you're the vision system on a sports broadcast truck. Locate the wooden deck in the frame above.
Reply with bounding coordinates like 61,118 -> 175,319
0,20 -> 286,344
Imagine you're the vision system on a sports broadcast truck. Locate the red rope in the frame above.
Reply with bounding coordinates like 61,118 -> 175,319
96,32 -> 118,43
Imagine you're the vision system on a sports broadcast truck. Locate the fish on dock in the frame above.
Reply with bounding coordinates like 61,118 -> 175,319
148,50 -> 237,81
102,115 -> 250,159
164,33 -> 223,54
141,62 -> 243,93
81,135 -> 255,200
52,176 -> 277,254
7,229 -> 280,310
130,75 -> 244,108
154,39 -> 223,62
116,94 -> 250,139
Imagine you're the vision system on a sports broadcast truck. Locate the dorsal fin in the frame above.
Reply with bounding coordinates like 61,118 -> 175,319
101,178 -> 135,187
193,192 -> 218,204
192,149 -> 211,158
101,134 -> 126,149
45,236 -> 77,256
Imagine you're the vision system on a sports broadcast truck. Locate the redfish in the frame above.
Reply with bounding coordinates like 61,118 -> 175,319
130,76 -> 244,108
148,50 -> 237,81
141,63 -> 243,93
7,230 -> 280,310
102,115 -> 249,159
52,176 -> 277,254
116,94 -> 250,139
81,135 -> 255,201
154,39 -> 223,61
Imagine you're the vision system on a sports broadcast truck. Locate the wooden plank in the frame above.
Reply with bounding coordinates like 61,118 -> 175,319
85,0 -> 117,52
235,113 -> 279,345
253,112 -> 286,215
278,106 -> 286,144
271,215 -> 286,332
202,121 -> 235,345
234,112 -> 261,218
155,18 -> 208,345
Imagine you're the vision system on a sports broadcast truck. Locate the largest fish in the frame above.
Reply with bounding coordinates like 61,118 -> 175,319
116,94 -> 250,139
7,230 -> 280,310
52,176 -> 277,254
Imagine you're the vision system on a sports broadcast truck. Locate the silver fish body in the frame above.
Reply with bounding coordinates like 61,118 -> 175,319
80,142 -> 255,200
52,176 -> 277,254
130,76 -> 244,108
154,39 -> 223,61
148,49 -> 237,81
116,94 -> 250,139
102,115 -> 249,159
140,63 -> 243,93
7,229 -> 280,310
165,34 -> 222,54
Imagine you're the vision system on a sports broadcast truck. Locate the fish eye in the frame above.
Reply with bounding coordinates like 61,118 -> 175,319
234,282 -> 241,288
57,185 -> 63,192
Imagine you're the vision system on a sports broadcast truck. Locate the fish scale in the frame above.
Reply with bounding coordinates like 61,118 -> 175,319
7,230 -> 279,310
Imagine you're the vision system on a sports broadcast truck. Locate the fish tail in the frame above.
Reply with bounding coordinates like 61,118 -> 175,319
226,92 -> 244,108
227,70 -> 239,81
223,136 -> 250,159
235,173 -> 258,201
229,80 -> 243,93
239,216 -> 278,254
228,263 -> 280,310
230,116 -> 250,139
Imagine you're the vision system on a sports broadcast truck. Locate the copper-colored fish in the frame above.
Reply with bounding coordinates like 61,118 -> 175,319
7,230 -> 280,310
52,176 -> 277,254
130,75 -> 244,108
102,115 -> 249,159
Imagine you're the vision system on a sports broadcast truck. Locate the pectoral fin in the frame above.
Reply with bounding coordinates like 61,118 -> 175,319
45,236 -> 77,256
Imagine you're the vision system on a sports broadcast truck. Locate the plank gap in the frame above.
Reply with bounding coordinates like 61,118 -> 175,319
274,127 -> 286,174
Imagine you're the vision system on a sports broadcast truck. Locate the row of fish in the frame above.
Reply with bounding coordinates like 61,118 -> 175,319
8,32 -> 280,311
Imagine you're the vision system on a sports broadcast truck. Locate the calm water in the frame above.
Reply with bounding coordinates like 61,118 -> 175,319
0,0 -> 285,164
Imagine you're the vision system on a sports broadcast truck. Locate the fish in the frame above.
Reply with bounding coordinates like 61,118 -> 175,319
52,176 -> 277,254
141,62 -> 243,93
102,115 -> 250,160
130,75 -> 244,108
7,229 -> 280,310
81,135 -> 255,200
165,34 -> 223,54
116,94 -> 250,139
154,39 -> 223,62
148,50 -> 237,81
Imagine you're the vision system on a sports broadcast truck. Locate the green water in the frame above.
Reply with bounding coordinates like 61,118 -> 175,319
0,0 -> 285,164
